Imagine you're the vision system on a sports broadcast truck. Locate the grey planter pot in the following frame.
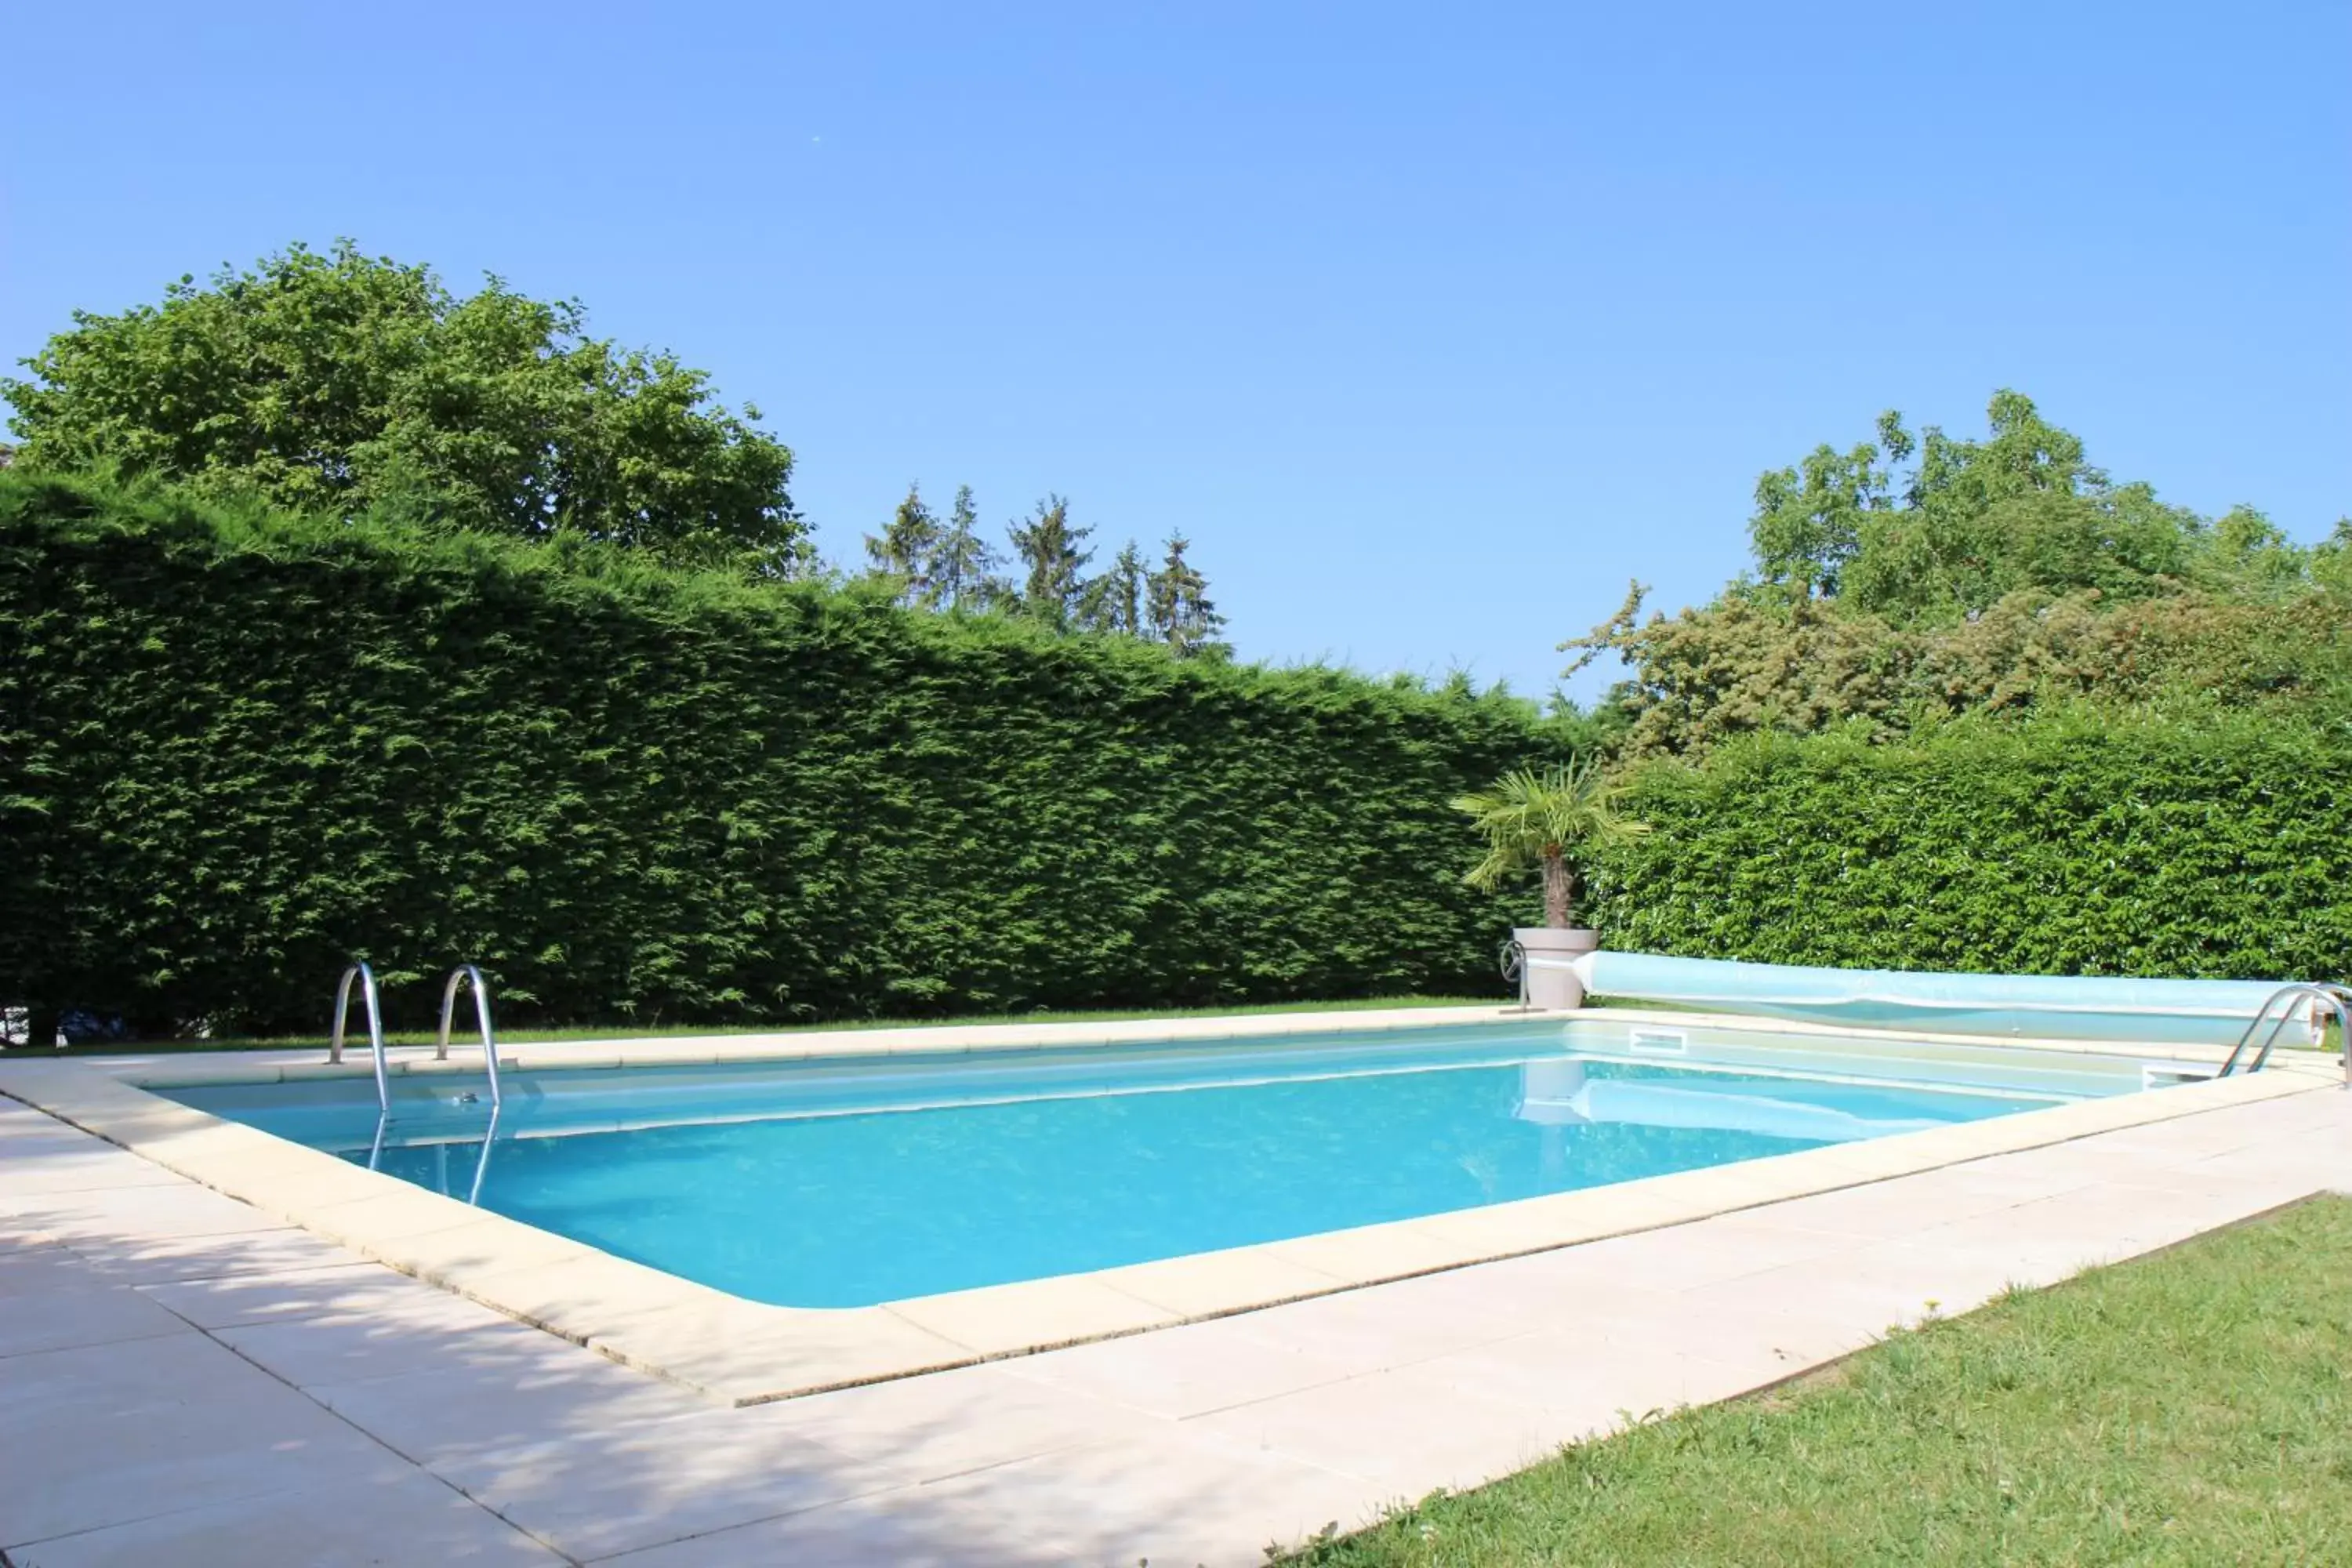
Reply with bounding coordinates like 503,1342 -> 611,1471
1514,926 -> 1599,1011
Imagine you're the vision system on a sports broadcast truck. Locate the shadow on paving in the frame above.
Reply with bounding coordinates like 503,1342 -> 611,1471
0,1178 -> 1381,1566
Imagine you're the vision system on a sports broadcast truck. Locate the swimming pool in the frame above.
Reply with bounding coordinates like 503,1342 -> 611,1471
165,1017 -> 2155,1308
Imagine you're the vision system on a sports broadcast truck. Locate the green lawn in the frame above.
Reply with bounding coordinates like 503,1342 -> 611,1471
27,993 -> 1501,1057
1285,1196 -> 2352,1566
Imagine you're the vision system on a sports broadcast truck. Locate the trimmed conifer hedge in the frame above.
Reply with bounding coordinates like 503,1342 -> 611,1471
0,473 -> 1556,1033
1592,718 -> 2352,982
9,472 -> 2345,1040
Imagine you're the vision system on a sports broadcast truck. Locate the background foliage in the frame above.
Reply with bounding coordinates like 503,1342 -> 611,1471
864,484 -> 1229,655
1,470 -> 1548,1033
2,239 -> 1226,645
1565,391 -> 2352,758
9,382 -> 2347,1040
1554,390 -> 2351,985
0,241 -> 809,576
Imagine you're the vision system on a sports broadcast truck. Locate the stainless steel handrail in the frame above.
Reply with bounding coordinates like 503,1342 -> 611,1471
466,1105 -> 502,1206
435,964 -> 503,1111
2217,982 -> 2352,1083
2216,984 -> 2314,1076
2268,984 -> 2352,1084
327,962 -> 390,1114
366,1111 -> 499,1203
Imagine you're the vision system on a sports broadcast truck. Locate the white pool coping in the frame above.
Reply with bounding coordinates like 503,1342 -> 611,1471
0,1004 -> 2336,1406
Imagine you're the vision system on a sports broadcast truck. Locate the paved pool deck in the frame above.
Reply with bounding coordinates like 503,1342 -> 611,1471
1,1008 -> 2315,1406
2,1064 -> 2347,1566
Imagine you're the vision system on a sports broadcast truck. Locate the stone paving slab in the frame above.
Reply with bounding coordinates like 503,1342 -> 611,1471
7,1470 -> 564,1568
302,1352 -> 714,1468
42,1225 -> 372,1287
747,1362 -> 1154,1487
0,1331 -> 421,1550
0,1072 -> 2343,1566
0,1279 -> 194,1357
428,1410 -> 881,1562
590,1489 -> 1069,1567
212,1297 -> 576,1392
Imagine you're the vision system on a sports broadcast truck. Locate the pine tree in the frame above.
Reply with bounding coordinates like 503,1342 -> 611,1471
1145,533 -> 1229,658
862,484 -> 942,604
1111,541 -> 1145,634
1077,541 -> 1146,634
927,485 -> 1004,610
1006,495 -> 1093,626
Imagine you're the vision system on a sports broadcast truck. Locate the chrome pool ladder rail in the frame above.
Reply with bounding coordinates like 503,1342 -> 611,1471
434,964 -> 504,1111
327,961 -> 391,1115
365,1105 -> 499,1203
466,1105 -> 502,1205
2216,982 -> 2352,1084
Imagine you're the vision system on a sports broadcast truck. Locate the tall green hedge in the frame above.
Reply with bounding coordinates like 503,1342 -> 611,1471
1,473 -> 1554,1033
10,474 -> 2345,1040
1592,717 -> 2352,981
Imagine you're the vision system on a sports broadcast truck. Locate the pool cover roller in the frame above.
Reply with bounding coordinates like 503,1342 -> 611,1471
1564,951 -> 2303,1047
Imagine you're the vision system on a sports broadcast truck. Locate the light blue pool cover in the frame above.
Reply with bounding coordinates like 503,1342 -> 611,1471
1574,951 -> 2297,1045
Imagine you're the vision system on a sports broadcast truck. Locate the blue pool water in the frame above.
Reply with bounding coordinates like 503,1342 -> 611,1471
169,1020 -> 2130,1307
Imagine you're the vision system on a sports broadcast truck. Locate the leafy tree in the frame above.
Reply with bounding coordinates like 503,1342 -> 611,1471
1145,533 -> 1228,658
1745,394 -> 2212,618
2313,519 -> 2352,593
1814,391 -> 2326,621
2199,503 -> 2308,591
863,484 -> 942,604
1910,388 -> 2097,510
1,240 -> 807,574
1007,495 -> 1094,625
1747,411 -> 1909,597
1453,757 -> 1649,927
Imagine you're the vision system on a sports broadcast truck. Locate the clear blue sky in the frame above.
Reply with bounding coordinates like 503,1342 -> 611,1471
6,2 -> 2347,700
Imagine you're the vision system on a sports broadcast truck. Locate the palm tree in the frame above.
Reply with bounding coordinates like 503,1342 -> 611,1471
1453,757 -> 1649,927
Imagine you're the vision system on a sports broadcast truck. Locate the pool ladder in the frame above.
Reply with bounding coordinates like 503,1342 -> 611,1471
327,961 -> 506,1113
328,963 -> 508,1197
2216,982 -> 2352,1085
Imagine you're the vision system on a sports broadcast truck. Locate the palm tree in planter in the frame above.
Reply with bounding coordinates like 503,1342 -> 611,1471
1453,756 -> 1648,1009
